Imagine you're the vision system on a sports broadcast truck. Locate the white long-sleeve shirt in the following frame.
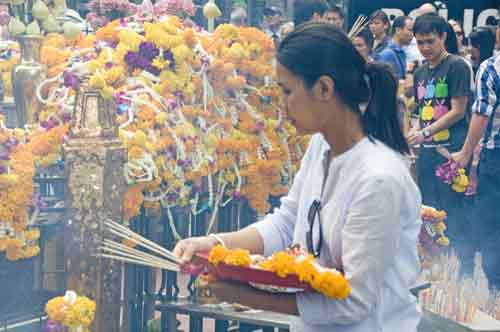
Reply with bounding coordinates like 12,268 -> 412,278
253,134 -> 422,332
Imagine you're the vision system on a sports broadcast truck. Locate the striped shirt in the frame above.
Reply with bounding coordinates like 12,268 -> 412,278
472,52 -> 500,149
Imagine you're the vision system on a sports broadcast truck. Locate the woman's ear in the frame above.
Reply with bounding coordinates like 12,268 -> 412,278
313,75 -> 334,101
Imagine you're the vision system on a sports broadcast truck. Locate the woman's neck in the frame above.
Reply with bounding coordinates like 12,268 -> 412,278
321,106 -> 366,157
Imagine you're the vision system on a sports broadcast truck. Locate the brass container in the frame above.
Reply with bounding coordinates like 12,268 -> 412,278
11,35 -> 47,128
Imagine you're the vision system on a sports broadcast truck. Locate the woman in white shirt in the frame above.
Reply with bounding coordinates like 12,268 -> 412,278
174,22 -> 422,332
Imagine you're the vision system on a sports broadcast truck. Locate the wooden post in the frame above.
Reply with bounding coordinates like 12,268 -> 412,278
63,86 -> 128,332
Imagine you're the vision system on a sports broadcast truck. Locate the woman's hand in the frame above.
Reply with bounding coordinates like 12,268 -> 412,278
173,236 -> 218,264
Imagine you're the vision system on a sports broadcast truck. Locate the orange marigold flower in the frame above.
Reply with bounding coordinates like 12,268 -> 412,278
208,244 -> 229,266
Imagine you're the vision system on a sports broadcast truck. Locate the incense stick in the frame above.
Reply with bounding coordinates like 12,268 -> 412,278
96,253 -> 180,271
348,15 -> 369,39
101,239 -> 179,271
105,219 -> 180,264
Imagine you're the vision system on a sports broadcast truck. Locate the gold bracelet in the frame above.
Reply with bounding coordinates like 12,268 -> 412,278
209,233 -> 226,248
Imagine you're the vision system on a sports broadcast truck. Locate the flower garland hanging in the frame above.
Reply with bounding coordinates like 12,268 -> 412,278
45,290 -> 96,332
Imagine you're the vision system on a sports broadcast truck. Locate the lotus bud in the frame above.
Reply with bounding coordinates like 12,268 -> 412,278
26,20 -> 41,35
203,0 -> 221,19
8,17 -> 25,35
42,15 -> 61,32
32,0 -> 50,20
62,22 -> 80,39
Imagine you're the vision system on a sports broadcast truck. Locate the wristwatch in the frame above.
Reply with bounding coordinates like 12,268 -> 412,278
422,128 -> 432,138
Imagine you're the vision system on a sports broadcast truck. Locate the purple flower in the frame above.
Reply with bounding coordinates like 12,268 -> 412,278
139,41 -> 159,61
146,65 -> 160,76
43,320 -> 64,332
125,51 -> 140,67
62,112 -> 72,123
0,164 -> 7,174
232,191 -> 241,199
0,151 -> 10,161
63,71 -> 81,90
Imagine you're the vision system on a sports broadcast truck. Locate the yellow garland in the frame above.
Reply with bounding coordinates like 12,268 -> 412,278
208,246 -> 351,300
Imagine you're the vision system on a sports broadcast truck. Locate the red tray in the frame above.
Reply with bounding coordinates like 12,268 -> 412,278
186,252 -> 313,291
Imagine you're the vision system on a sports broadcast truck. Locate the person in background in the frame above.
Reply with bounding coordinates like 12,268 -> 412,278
293,0 -> 329,27
468,27 -> 496,73
418,3 -> 437,16
407,13 -> 472,273
449,19 -> 467,57
323,5 -> 344,30
445,21 -> 459,55
377,16 -> 414,80
229,7 -> 247,27
452,15 -> 500,288
262,6 -> 283,47
369,10 -> 391,59
353,27 -> 374,62
175,21 -> 422,332
403,3 -> 436,65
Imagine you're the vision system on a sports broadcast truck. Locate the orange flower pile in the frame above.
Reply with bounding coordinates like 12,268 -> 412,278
208,244 -> 251,267
208,246 -> 351,300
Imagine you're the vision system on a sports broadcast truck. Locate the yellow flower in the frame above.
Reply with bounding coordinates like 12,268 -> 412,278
118,30 -> 144,52
208,244 -> 229,266
128,146 -> 144,160
311,271 -> 351,300
25,228 -> 41,241
436,236 -> 450,246
100,85 -> 115,100
155,112 -> 167,125
225,43 -> 248,62
89,74 -> 106,89
434,222 -> 447,234
295,255 -> 318,284
162,20 -> 179,35
130,131 -> 147,148
86,60 -> 101,73
152,56 -> 167,70
0,173 -> 19,187
105,66 -> 125,85
259,251 -> 295,278
224,248 -> 251,267
172,44 -> 192,63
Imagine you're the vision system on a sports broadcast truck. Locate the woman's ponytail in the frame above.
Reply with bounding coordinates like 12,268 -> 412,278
361,62 -> 409,155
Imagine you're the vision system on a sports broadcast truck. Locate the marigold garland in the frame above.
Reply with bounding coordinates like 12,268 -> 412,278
45,291 -> 96,332
208,245 -> 351,300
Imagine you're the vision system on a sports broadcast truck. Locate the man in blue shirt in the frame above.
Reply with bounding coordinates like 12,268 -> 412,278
376,16 -> 414,80
452,14 -> 500,288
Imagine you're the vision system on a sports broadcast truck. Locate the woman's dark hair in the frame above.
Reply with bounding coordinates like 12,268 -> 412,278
445,22 -> 459,54
469,27 -> 496,64
414,13 -> 448,36
326,5 -> 344,18
370,10 -> 391,33
278,22 -> 409,154
293,0 -> 329,26
356,27 -> 374,51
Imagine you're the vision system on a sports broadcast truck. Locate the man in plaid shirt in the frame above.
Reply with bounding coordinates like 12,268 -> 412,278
453,10 -> 500,288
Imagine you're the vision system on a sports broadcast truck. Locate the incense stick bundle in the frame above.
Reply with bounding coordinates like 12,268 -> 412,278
96,219 -> 181,271
348,15 -> 369,39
